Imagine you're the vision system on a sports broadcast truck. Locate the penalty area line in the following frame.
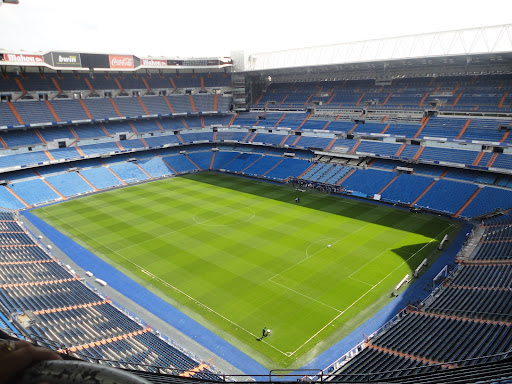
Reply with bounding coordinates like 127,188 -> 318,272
269,223 -> 371,282
348,276 -> 374,287
287,224 -> 454,357
268,278 -> 343,313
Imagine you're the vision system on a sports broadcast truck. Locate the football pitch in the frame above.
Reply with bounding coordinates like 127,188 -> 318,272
33,172 -> 458,369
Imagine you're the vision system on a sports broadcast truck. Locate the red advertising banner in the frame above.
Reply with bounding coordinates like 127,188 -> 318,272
109,55 -> 134,69
4,53 -> 44,63
141,59 -> 167,66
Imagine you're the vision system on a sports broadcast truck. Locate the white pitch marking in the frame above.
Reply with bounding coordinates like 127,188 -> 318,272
286,224 -> 454,357
348,276 -> 374,287
192,207 -> 255,227
305,238 -> 339,259
117,202 -> 260,252
39,192 -> 455,359
268,278 -> 343,313
348,246 -> 393,279
270,223 -> 371,282
40,207 -> 290,357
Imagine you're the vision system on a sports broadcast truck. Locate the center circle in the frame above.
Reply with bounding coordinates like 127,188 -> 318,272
306,237 -> 339,258
193,206 -> 256,227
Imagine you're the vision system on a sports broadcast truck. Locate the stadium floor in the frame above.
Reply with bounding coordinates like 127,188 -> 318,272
21,176 -> 469,378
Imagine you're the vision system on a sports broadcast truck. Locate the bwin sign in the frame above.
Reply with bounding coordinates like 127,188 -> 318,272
59,55 -> 77,63
52,52 -> 81,67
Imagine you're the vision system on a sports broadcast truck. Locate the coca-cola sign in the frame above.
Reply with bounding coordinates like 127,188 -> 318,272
141,59 -> 167,67
5,53 -> 44,63
109,55 -> 134,69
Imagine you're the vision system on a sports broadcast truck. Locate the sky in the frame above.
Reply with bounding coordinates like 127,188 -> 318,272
0,0 -> 510,58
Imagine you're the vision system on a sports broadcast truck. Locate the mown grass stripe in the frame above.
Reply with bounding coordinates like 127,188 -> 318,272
34,172 -> 457,369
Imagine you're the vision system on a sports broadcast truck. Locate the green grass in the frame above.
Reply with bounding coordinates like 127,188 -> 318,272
33,172 -> 458,369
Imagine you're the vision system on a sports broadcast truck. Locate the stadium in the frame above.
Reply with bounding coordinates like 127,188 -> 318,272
0,1 -> 512,382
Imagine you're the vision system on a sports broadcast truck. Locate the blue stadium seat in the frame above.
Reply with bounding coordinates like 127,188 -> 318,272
264,158 -> 311,180
1,129 -> 44,148
0,151 -> 50,169
380,174 -> 433,205
10,179 -> 60,205
355,141 -> 401,157
414,179 -> 478,214
243,156 -> 283,177
341,169 -> 396,197
13,101 -> 55,124
78,142 -> 121,156
82,98 -> 119,119
460,187 -> 512,218
50,99 -> 89,122
0,103 -> 23,127
144,134 -> 181,148
186,152 -> 213,170
137,157 -> 174,178
45,172 -> 94,197
161,154 -> 199,173
79,167 -> 123,189
211,151 -> 240,169
109,163 -> 150,182
0,187 -> 26,210
223,153 -> 262,173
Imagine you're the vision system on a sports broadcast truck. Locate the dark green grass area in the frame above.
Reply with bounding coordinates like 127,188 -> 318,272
33,172 -> 459,369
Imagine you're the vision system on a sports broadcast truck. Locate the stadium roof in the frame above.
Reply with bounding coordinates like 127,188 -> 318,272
235,24 -> 512,80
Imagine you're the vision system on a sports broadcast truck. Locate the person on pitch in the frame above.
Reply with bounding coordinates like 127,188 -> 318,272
258,327 -> 268,341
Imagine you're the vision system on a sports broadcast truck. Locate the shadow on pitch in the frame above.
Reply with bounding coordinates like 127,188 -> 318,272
180,171 -> 458,240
